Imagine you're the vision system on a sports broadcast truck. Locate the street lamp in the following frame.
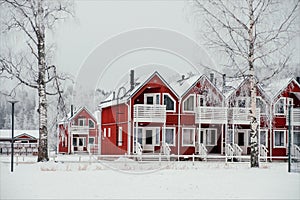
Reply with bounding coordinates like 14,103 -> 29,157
8,100 -> 18,172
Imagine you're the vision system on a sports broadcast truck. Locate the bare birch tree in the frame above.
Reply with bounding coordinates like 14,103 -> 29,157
0,0 -> 73,161
191,0 -> 299,167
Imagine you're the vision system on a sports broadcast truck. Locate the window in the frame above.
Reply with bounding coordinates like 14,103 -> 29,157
274,98 -> 285,115
260,130 -> 267,146
236,98 -> 247,108
118,127 -> 122,146
163,94 -> 176,112
227,129 -> 233,145
134,128 -> 143,145
197,95 -> 206,107
155,128 -> 160,146
108,128 -> 111,137
256,97 -> 267,114
205,129 -> 217,146
183,95 -> 195,112
89,137 -> 95,144
103,128 -> 106,137
88,119 -> 95,129
78,118 -> 86,126
144,93 -> 160,105
182,128 -> 195,146
165,128 -> 175,146
293,131 -> 300,146
274,130 -> 285,147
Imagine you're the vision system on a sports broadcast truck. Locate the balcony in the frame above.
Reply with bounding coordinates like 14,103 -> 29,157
286,108 -> 300,126
229,107 -> 260,124
70,125 -> 89,134
195,106 -> 227,124
133,104 -> 166,123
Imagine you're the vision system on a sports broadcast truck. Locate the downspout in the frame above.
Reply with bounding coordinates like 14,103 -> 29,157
98,108 -> 102,155
126,99 -> 131,155
178,98 -> 182,160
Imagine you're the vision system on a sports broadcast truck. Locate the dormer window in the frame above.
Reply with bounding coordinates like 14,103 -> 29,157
144,93 -> 160,105
183,94 -> 195,112
274,98 -> 285,115
88,119 -> 95,129
163,93 -> 176,112
78,118 -> 86,126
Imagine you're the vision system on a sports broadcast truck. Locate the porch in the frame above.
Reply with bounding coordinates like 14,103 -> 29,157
286,107 -> 300,126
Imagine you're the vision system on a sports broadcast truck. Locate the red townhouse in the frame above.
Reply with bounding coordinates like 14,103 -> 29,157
58,106 -> 99,154
99,70 -> 226,156
223,77 -> 271,157
264,77 -> 300,159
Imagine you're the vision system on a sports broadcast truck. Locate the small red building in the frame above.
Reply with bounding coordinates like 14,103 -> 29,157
58,107 -> 99,154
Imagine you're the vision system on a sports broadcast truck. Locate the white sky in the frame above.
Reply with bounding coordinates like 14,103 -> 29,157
51,1 -> 199,91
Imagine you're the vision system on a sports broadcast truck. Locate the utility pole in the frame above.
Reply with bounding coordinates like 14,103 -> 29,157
288,103 -> 292,173
8,100 -> 18,172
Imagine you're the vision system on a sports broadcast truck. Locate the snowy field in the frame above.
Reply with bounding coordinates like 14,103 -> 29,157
1,155 -> 300,199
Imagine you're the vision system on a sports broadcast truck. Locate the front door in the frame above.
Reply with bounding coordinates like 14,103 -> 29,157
234,131 -> 247,154
143,129 -> 154,152
73,137 -> 86,152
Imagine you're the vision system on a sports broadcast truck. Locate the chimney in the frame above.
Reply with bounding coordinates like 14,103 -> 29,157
182,75 -> 185,80
222,74 -> 226,92
296,77 -> 300,84
70,105 -> 74,117
130,70 -> 135,91
112,91 -> 116,100
210,73 -> 214,84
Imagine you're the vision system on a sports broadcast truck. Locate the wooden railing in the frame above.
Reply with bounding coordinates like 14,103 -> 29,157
286,108 -> 300,126
133,104 -> 166,123
135,142 -> 143,161
292,144 -> 300,160
0,143 -> 38,155
260,144 -> 268,162
233,143 -> 243,161
70,125 -> 89,134
229,108 -> 260,124
195,142 -> 208,160
225,144 -> 234,161
163,143 -> 171,161
195,106 -> 227,124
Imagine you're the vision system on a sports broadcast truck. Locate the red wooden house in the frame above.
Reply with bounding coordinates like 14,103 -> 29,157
224,77 -> 271,156
58,107 -> 99,154
265,78 -> 300,158
99,70 -> 225,156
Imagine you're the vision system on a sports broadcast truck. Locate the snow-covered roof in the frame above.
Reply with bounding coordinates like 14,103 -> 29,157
223,77 -> 245,99
0,130 -> 39,140
59,107 -> 97,124
264,77 -> 294,100
169,75 -> 202,97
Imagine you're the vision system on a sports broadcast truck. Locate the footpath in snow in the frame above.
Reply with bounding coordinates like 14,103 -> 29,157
0,155 -> 299,199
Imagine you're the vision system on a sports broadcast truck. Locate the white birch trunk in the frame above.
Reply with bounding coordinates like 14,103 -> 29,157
248,0 -> 259,168
37,0 -> 48,162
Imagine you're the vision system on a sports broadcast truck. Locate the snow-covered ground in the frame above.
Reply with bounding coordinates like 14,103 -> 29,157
1,155 -> 299,199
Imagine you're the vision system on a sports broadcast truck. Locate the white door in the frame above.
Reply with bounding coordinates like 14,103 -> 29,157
143,129 -> 154,152
235,131 -> 247,154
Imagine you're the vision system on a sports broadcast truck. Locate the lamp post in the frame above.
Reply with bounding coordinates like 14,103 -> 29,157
8,100 -> 18,172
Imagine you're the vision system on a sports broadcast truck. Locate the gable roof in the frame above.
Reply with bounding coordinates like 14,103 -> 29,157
59,106 -> 97,124
264,77 -> 300,101
0,130 -> 39,140
100,71 -> 179,108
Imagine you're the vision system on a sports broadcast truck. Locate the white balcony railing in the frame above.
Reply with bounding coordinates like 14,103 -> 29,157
286,108 -> 300,126
70,125 -> 89,134
195,106 -> 227,124
229,108 -> 260,124
260,144 -> 268,162
133,104 -> 166,123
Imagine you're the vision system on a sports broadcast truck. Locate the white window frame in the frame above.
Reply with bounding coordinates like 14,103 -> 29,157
108,128 -> 111,137
183,94 -> 195,112
182,128 -> 195,146
88,119 -> 95,129
118,127 -> 122,146
256,96 -> 267,114
197,95 -> 206,107
163,93 -> 176,112
274,97 -> 286,115
144,93 -> 160,105
205,128 -> 217,146
155,127 -> 160,146
259,129 -> 268,147
164,127 -> 176,146
89,137 -> 95,144
103,128 -> 106,137
273,130 -> 286,148
78,118 -> 86,126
